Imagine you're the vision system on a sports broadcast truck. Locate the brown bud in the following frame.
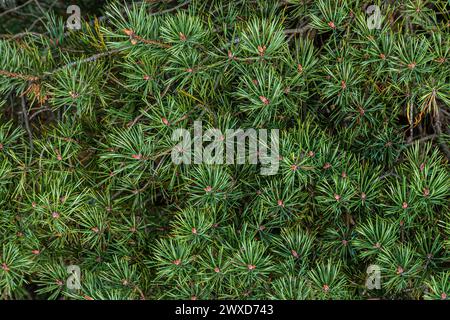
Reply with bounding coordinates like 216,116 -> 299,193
257,45 -> 266,56
173,259 -> 181,266
123,29 -> 134,36
179,32 -> 187,41
259,95 -> 270,105
407,61 -> 416,69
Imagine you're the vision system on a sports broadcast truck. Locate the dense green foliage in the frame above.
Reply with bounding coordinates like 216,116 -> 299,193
0,0 -> 449,300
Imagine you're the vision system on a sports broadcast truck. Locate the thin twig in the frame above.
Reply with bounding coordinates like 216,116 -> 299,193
433,109 -> 450,160
284,24 -> 311,35
29,106 -> 52,120
0,70 -> 38,81
127,107 -> 150,128
0,0 -> 34,18
150,0 -> 191,16
407,134 -> 437,145
123,29 -> 171,48
45,48 -> 126,76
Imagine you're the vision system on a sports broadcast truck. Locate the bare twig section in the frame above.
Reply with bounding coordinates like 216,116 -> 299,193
0,0 -> 34,18
0,31 -> 42,39
150,0 -> 191,16
46,48 -> 126,75
127,107 -> 150,128
0,70 -> 38,81
433,110 -> 450,160
86,0 -> 191,28
123,29 -> 172,48
29,106 -> 52,121
284,25 -> 311,35
407,134 -> 437,145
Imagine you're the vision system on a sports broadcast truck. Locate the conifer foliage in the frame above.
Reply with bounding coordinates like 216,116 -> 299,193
0,0 -> 449,300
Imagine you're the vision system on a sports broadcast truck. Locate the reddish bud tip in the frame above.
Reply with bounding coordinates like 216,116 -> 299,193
259,95 -> 270,105
396,266 -> 404,275
173,259 -> 181,266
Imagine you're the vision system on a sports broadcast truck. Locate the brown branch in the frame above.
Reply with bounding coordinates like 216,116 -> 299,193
0,0 -> 34,18
433,109 -> 450,160
123,29 -> 171,48
407,134 -> 437,145
0,70 -> 38,82
29,106 -> 52,121
45,48 -> 125,76
150,0 -> 191,16
284,25 -> 311,35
